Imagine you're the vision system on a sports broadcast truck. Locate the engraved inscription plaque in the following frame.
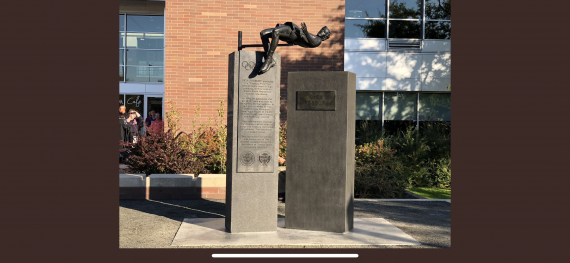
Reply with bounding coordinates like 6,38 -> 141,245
296,91 -> 336,111
237,52 -> 276,173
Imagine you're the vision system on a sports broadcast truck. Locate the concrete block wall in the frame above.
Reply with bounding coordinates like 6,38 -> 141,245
119,174 -> 227,200
119,174 -> 146,199
164,0 -> 345,130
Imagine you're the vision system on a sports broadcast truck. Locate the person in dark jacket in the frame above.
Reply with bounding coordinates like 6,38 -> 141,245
122,109 -> 142,143
119,105 -> 128,119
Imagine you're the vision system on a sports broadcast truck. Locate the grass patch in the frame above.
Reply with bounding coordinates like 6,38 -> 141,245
408,187 -> 451,199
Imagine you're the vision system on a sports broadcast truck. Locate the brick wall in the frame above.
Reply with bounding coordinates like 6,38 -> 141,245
165,0 -> 345,132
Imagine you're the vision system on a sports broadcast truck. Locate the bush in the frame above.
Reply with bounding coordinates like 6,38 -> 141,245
120,130 -> 208,176
279,121 -> 287,164
355,164 -> 406,198
167,100 -> 227,174
390,124 -> 451,188
354,140 -> 407,198
120,100 -> 228,175
355,118 -> 384,146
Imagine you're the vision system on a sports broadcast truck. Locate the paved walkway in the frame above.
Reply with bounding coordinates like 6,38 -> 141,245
119,199 -> 450,248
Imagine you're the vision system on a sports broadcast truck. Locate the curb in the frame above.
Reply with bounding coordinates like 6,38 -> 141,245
404,190 -> 427,199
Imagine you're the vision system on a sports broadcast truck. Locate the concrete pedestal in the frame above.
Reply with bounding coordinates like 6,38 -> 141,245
285,71 -> 356,233
225,51 -> 281,233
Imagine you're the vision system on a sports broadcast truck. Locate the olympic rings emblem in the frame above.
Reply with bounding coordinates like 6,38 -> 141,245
241,61 -> 260,71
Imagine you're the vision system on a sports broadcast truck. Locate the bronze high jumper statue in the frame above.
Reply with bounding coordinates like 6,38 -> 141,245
258,22 -> 331,74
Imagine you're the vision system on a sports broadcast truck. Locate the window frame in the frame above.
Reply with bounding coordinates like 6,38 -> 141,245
345,0 -> 451,40
356,91 -> 450,133
120,14 -> 165,83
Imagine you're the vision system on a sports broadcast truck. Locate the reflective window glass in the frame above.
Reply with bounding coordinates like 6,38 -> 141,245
425,0 -> 451,20
125,67 -> 164,83
120,32 -> 124,48
419,93 -> 450,121
388,20 -> 421,38
389,0 -> 421,19
126,15 -> 164,32
119,67 -> 124,81
356,93 -> 382,120
346,0 -> 386,18
383,92 -> 417,135
119,14 -> 125,31
119,50 -> 124,65
148,67 -> 164,83
125,32 -> 164,49
124,94 -> 145,115
346,19 -> 386,38
383,92 -> 417,121
425,21 -> 451,39
126,50 -> 164,66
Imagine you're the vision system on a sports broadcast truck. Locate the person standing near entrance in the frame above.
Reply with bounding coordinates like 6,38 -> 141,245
145,110 -> 156,127
124,109 -> 140,143
119,105 -> 128,119
149,113 -> 164,134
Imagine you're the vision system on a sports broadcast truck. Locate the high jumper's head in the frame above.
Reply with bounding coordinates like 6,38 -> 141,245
317,26 -> 331,41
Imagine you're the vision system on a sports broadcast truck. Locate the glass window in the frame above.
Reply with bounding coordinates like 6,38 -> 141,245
126,15 -> 164,32
124,94 -> 145,115
125,67 -> 164,83
356,93 -> 382,120
346,0 -> 386,18
119,32 -> 125,48
425,21 -> 450,39
119,14 -> 125,31
425,0 -> 451,20
119,67 -> 124,81
148,67 -> 164,83
389,0 -> 421,19
419,93 -> 450,121
125,32 -> 164,49
384,92 -> 416,121
383,92 -> 416,135
126,50 -> 164,66
389,20 -> 421,38
147,97 -> 164,119
346,19 -> 386,38
119,50 -> 124,65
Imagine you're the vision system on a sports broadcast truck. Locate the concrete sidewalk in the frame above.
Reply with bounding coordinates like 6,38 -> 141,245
119,199 -> 450,248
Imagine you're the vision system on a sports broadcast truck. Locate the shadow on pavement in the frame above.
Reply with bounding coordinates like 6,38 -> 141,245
119,199 -> 227,222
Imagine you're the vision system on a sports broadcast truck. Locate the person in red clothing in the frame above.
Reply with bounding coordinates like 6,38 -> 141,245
145,110 -> 156,127
149,113 -> 164,134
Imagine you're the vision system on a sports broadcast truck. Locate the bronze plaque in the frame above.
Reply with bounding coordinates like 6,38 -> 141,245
296,91 -> 336,111
236,51 -> 276,173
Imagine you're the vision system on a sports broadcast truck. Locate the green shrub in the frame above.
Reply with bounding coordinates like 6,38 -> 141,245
429,158 -> 451,188
126,99 -> 228,175
355,163 -> 406,198
181,100 -> 227,174
354,140 -> 406,198
355,140 -> 396,166
279,121 -> 287,165
356,118 -> 384,146
121,130 -> 208,176
390,124 -> 451,188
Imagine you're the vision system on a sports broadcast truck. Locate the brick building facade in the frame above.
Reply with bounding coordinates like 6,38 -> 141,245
164,0 -> 345,131
120,0 -> 451,135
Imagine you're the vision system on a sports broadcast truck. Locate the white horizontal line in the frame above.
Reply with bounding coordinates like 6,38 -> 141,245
358,199 -> 451,203
212,254 -> 358,258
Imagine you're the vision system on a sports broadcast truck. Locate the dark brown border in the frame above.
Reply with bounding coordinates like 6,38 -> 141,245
6,0 -> 567,262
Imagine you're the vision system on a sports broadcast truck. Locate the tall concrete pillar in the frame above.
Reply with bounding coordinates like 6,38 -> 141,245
285,71 -> 356,233
225,51 -> 281,233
